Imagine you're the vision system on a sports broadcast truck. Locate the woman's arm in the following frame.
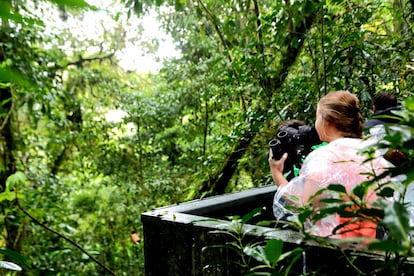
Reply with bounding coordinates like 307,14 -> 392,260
273,146 -> 330,206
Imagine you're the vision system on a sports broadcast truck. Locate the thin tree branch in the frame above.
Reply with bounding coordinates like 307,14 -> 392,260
64,53 -> 115,68
194,0 -> 232,62
252,0 -> 265,64
321,6 -> 326,96
16,193 -> 116,276
0,99 -> 14,133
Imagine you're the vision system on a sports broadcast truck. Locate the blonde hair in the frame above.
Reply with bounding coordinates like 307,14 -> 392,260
318,90 -> 363,138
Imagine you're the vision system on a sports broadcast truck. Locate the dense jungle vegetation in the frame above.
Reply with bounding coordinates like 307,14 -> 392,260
0,0 -> 413,274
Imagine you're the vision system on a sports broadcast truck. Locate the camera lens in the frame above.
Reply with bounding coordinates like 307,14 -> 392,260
269,139 -> 281,147
277,131 -> 288,139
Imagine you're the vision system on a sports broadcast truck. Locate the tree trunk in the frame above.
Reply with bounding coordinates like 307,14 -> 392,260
0,87 -> 21,252
0,23 -> 22,254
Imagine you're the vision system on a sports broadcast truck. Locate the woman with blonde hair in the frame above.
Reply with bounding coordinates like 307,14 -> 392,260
269,90 -> 392,239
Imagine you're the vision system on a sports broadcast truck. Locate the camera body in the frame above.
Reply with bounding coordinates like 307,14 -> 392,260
269,124 -> 321,179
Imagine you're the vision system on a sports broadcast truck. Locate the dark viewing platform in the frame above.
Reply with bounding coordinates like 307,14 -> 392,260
141,185 -> 412,275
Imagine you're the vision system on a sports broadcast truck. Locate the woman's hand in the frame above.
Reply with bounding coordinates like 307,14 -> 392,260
268,149 -> 287,173
268,149 -> 288,186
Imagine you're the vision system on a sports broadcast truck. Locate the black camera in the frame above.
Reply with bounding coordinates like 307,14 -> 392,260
269,124 -> 321,179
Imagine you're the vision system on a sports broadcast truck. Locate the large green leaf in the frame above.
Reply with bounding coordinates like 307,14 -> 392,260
0,67 -> 31,87
0,248 -> 27,267
367,239 -> 405,252
264,239 -> 283,267
382,202 -> 410,243
403,96 -> 414,112
5,172 -> 27,190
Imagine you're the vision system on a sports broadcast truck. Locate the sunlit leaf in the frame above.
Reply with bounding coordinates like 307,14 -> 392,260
403,96 -> 414,112
0,261 -> 22,271
0,4 -> 23,23
48,0 -> 98,10
5,172 -> 27,190
0,67 -> 31,87
0,191 -> 15,202
243,245 -> 265,263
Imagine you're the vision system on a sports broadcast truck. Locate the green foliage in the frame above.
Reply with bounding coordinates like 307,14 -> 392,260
203,209 -> 303,275
244,239 -> 303,275
153,0 -> 413,195
0,0 -> 413,274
